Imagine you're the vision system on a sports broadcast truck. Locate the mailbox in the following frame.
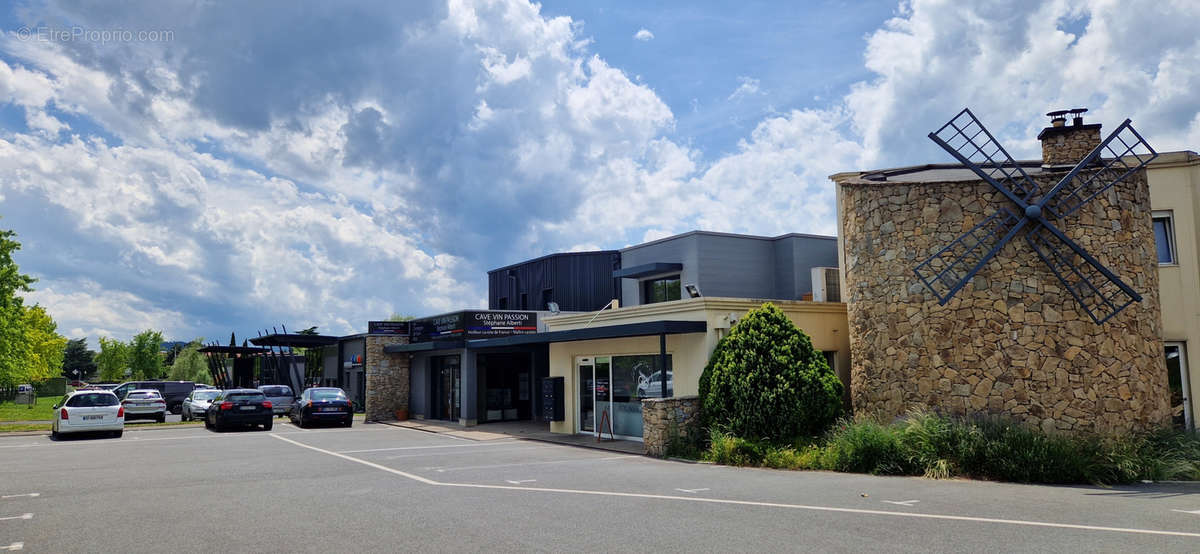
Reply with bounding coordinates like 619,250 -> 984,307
541,376 -> 564,422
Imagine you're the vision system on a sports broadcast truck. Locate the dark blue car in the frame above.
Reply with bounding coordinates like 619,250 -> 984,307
290,387 -> 353,428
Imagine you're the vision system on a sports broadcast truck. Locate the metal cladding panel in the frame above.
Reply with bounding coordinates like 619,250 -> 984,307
488,251 -> 619,311
784,236 -> 840,298
694,234 -> 776,298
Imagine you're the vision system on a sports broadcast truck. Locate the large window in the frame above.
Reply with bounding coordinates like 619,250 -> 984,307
1153,211 -> 1177,265
1166,342 -> 1192,430
642,275 -> 681,304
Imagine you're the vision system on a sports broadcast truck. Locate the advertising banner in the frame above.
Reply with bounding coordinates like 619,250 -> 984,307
368,320 -> 410,335
409,311 -> 539,342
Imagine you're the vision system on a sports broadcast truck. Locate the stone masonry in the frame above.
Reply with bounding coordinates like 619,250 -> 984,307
836,164 -> 1171,435
364,334 -> 410,421
1038,124 -> 1101,166
642,395 -> 700,457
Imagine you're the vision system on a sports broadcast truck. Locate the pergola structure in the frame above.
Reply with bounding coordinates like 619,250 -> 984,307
250,330 -> 339,392
197,336 -> 269,389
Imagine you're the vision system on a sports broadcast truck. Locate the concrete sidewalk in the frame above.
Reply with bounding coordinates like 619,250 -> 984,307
377,418 -> 645,455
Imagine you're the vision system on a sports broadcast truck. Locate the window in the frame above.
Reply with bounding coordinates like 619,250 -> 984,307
642,275 -> 681,304
1165,342 -> 1192,430
1153,211 -> 1177,265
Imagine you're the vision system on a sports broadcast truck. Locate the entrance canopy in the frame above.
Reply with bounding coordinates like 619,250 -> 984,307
249,333 -> 340,348
383,320 -> 707,353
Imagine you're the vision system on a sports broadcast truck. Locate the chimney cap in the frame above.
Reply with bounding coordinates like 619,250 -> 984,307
1046,109 -> 1070,118
1068,108 -> 1088,116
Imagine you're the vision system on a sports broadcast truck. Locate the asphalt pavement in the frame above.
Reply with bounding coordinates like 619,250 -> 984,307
1,422 -> 1198,553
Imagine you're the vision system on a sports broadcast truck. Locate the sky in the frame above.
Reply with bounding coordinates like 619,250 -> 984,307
0,0 -> 1197,347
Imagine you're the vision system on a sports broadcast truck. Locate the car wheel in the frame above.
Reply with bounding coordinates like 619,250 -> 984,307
181,411 -> 189,422
344,419 -> 353,428
51,426 -> 60,440
204,415 -> 213,430
156,413 -> 166,423
263,420 -> 273,432
112,430 -> 123,439
169,405 -> 181,415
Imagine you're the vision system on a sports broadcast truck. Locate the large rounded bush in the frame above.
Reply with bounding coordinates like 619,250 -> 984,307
699,303 -> 843,441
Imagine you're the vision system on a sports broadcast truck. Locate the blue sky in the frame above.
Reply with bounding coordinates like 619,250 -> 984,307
0,0 -> 1197,347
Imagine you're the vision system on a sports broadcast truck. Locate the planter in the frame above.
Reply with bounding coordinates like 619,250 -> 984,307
394,409 -> 409,421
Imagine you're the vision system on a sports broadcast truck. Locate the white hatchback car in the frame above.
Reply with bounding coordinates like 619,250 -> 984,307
52,390 -> 124,439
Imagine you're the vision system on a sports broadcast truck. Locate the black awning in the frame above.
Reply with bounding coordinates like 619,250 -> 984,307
465,320 -> 706,348
197,345 -> 270,355
612,262 -> 683,279
383,340 -> 466,354
250,333 -> 340,348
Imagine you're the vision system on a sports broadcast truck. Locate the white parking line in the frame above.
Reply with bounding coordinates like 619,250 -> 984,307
429,454 -> 635,473
0,513 -> 32,521
675,488 -> 710,494
339,441 -> 518,454
271,433 -> 1200,539
883,500 -> 920,507
1,542 -> 22,551
0,494 -> 38,500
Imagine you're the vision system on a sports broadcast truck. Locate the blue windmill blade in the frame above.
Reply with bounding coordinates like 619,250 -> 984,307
1025,223 -> 1141,324
929,108 -> 1042,203
914,208 -> 1028,304
1040,120 -> 1158,219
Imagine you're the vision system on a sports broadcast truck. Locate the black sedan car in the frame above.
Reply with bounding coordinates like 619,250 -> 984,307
290,387 -> 353,428
205,389 -> 273,432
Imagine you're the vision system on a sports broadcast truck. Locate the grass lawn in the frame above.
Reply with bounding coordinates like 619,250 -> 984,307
0,395 -> 60,421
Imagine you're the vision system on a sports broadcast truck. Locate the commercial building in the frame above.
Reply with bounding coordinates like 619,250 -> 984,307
373,230 -> 849,443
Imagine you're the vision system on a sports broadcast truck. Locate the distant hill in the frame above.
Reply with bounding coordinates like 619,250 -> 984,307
161,341 -> 191,352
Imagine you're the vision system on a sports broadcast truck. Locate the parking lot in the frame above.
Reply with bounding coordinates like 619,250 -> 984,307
2,423 -> 1199,553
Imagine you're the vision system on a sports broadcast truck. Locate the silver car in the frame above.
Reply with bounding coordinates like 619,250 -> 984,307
122,389 -> 167,422
181,389 -> 221,421
257,385 -> 295,416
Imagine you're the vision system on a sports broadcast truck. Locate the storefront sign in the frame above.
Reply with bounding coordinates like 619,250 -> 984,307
409,311 -> 538,342
462,311 -> 538,337
410,313 -> 465,342
368,321 -> 410,335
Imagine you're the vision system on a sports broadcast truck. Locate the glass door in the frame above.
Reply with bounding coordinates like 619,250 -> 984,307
1166,343 -> 1192,430
576,357 -> 612,435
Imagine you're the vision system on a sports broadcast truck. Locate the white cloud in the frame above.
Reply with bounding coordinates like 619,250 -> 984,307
727,76 -> 761,101
633,28 -> 654,41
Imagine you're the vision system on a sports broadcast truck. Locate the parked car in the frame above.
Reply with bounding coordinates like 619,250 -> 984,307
111,381 -> 194,414
193,383 -> 217,390
205,389 -> 273,432
256,385 -> 295,416
121,389 -> 167,423
68,380 -> 88,388
181,389 -> 221,421
290,387 -> 353,428
17,383 -> 33,394
52,390 -> 123,439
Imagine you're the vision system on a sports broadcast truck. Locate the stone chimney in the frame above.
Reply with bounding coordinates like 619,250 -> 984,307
1037,108 -> 1101,166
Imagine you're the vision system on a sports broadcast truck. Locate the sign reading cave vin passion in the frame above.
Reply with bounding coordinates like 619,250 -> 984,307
409,311 -> 539,342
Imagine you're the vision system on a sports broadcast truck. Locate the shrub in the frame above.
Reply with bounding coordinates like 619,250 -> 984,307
704,428 -> 766,466
698,303 -> 843,442
819,418 -> 914,475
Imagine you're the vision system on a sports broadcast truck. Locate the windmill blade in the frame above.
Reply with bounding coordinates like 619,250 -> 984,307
1025,223 -> 1141,324
929,108 -> 1041,203
914,208 -> 1027,304
1040,119 -> 1158,219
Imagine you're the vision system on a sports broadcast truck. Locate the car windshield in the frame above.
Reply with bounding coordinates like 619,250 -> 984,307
193,391 -> 219,401
128,391 -> 161,399
227,393 -> 264,402
261,386 -> 292,397
66,393 -> 119,407
311,390 -> 347,401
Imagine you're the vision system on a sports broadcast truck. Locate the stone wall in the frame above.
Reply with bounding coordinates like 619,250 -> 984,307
364,335 -> 410,421
642,395 -> 700,457
836,167 -> 1171,434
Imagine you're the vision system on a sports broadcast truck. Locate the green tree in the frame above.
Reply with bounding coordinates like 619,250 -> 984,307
22,305 -> 66,383
699,303 -> 844,441
0,224 -> 36,387
95,337 -> 130,382
62,338 -> 98,381
128,329 -> 165,379
295,326 -> 325,384
388,313 -> 415,321
168,339 -> 210,383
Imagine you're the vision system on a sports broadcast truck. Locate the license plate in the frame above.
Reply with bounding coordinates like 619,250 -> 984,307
320,407 -> 342,412
239,406 -> 256,411
83,415 -> 103,420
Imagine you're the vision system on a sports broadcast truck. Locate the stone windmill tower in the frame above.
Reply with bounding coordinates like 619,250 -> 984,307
832,109 -> 1171,434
